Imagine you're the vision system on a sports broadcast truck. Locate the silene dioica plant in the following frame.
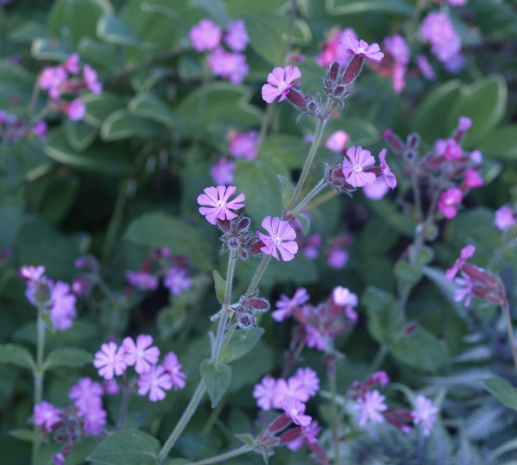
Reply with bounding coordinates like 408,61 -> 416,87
1,0 -> 517,464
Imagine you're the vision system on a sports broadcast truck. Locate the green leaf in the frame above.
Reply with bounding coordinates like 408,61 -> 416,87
45,128 -> 129,175
128,93 -> 178,129
423,266 -> 469,319
39,175 -> 79,225
235,433 -> 255,448
481,377 -> 517,411
448,75 -> 507,148
31,38 -> 71,61
8,429 -> 34,442
227,0 -> 289,14
77,37 -> 123,73
242,13 -> 285,65
0,205 -> 24,247
213,271 -> 226,305
394,261 -> 423,292
42,348 -> 93,371
220,327 -> 265,363
64,119 -> 99,151
100,110 -> 165,141
365,198 -> 415,238
0,344 -> 36,370
478,125 -> 517,159
294,211 -> 310,236
124,213 -> 212,271
49,0 -> 114,47
259,135 -> 308,169
363,286 -> 400,344
88,429 -> 160,465
325,0 -> 413,15
277,175 -> 295,209
97,14 -> 139,45
41,311 -> 56,334
200,360 -> 231,408
8,21 -> 47,44
81,92 -> 125,128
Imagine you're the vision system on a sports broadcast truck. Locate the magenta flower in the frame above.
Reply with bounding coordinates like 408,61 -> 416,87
272,287 -> 309,322
305,325 -> 329,351
103,379 -> 120,395
64,53 -> 80,74
65,99 -> 86,121
438,187 -> 462,219
228,130 -> 259,160
32,120 -> 48,142
495,205 -> 515,230
420,12 -> 461,63
123,335 -> 160,374
417,55 -> 436,80
370,371 -> 390,388
458,116 -> 472,131
379,148 -> 397,189
286,420 -> 321,451
332,286 -> 357,307
197,185 -> 245,225
253,375 -> 277,411
164,266 -> 192,295
258,216 -> 298,261
137,364 -> 173,402
470,150 -> 483,163
327,247 -> 349,269
207,48 -> 249,84
445,244 -> 475,281
162,352 -> 187,389
39,67 -> 67,99
210,157 -> 235,185
454,272 -> 475,306
443,139 -> 462,161
189,19 -> 222,52
125,270 -> 158,291
261,66 -> 301,103
83,406 -> 107,435
93,342 -> 127,379
463,168 -> 483,188
33,401 -> 61,431
292,367 -> 320,399
342,36 -> 384,63
384,34 -> 409,65
325,130 -> 349,153
49,281 -> 77,331
69,377 -> 103,415
83,65 -> 102,94
342,146 -> 376,188
282,397 -> 312,427
353,390 -> 387,426
224,20 -> 249,52
412,395 -> 438,436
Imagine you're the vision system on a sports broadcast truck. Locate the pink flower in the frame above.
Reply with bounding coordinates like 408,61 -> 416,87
363,177 -> 389,200
189,19 -> 222,51
197,185 -> 245,225
123,335 -> 160,374
137,364 -> 173,402
286,421 -> 321,451
32,120 -> 48,142
291,367 -> 320,399
443,139 -> 462,161
258,216 -> 298,261
412,395 -> 438,436
103,379 -> 120,395
332,286 -> 358,307
454,272 -> 475,306
64,54 -> 80,74
49,281 -> 77,331
384,34 -> 409,65
327,247 -> 348,269
162,352 -> 187,389
445,244 -> 475,281
33,401 -> 61,431
93,342 -> 127,379
261,66 -> 301,103
39,67 -> 67,99
282,397 -> 312,427
20,265 -> 45,283
253,375 -> 277,411
83,65 -> 102,94
342,146 -> 376,187
164,266 -> 191,295
65,99 -> 86,121
69,377 -> 103,415
211,157 -> 235,185
125,270 -> 158,291
353,390 -> 387,426
463,168 -> 483,188
207,48 -> 249,84
224,20 -> 249,52
228,130 -> 259,160
83,406 -> 107,435
458,116 -> 472,131
342,36 -> 384,63
495,206 -> 515,230
325,130 -> 349,153
305,324 -> 329,351
315,28 -> 357,68
272,287 -> 309,322
470,150 -> 483,163
370,371 -> 390,388
379,148 -> 397,189
438,187 -> 462,219
417,55 -> 436,80
420,12 -> 461,63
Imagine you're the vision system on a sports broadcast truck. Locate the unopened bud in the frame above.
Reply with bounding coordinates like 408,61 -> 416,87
34,282 -> 51,306
237,216 -> 251,231
328,62 -> 340,82
342,55 -> 364,85
267,414 -> 291,434
382,129 -> 405,154
248,298 -> 270,312
279,427 -> 303,444
334,85 -> 345,97
217,219 -> 231,232
249,238 -> 265,255
286,88 -> 308,110
407,133 -> 420,149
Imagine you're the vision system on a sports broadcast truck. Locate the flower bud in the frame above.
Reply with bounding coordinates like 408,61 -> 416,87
248,298 -> 270,312
286,88 -> 308,110
278,427 -> 303,444
382,129 -> 405,154
342,55 -> 364,85
267,414 -> 291,434
328,62 -> 340,82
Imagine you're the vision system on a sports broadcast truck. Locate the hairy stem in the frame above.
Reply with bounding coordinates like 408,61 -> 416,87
292,178 -> 327,215
184,444 -> 252,465
32,311 -> 46,465
246,255 -> 271,297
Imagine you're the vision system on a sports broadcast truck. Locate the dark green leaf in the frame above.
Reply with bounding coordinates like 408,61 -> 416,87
235,433 -> 255,448
128,93 -> 178,129
294,211 -> 310,236
64,119 -> 99,151
326,0 -> 414,15
97,14 -> 139,45
277,175 -> 295,209
88,429 -> 160,465
39,175 -> 79,225
81,92 -> 125,128
0,344 -> 36,371
9,21 -> 47,43
363,286 -> 401,344
242,13 -> 285,65
394,261 -> 423,292
227,0 -> 289,14
200,360 -> 231,408
0,205 -> 24,247
30,38 -> 71,61
8,429 -> 34,442
42,348 -> 93,371
220,327 -> 264,363
478,125 -> 517,159
100,110 -> 165,141
124,213 -> 212,271
213,271 -> 225,305
77,37 -> 123,73
482,377 -> 517,411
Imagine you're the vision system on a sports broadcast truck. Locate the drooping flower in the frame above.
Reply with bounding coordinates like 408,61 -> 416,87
164,266 -> 192,295
379,148 -> 397,189
228,130 -> 259,160
253,375 -> 277,411
162,352 -> 187,389
211,157 -> 235,185
325,130 -> 349,153
197,185 -> 245,225
189,19 -> 222,52
224,20 -> 249,52
272,287 -> 309,322
445,244 -> 475,281
437,187 -> 462,219
93,342 -> 127,380
315,28 -> 357,67
137,365 -> 173,402
122,335 -> 160,374
454,272 -> 475,306
33,401 -> 61,431
342,36 -> 384,63
261,66 -> 301,103
282,397 -> 312,426
353,390 -> 388,426
125,270 -> 158,291
257,216 -> 298,261
342,146 -> 376,187
412,395 -> 438,436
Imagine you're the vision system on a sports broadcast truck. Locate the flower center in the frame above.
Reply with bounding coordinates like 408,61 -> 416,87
278,81 -> 287,92
217,200 -> 227,208
353,164 -> 363,173
273,235 -> 281,245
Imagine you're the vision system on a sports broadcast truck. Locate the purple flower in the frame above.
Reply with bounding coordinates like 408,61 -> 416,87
33,401 -> 61,431
420,12 -> 461,63
210,157 -> 235,185
443,139 -> 462,161
363,177 -> 389,200
69,377 -> 103,415
197,185 -> 245,225
384,34 -> 409,65
282,397 -> 312,427
342,36 -> 384,63
20,265 -> 45,283
315,28 -> 357,68
464,168 -> 483,188
65,99 -> 86,121
332,286 -> 358,309
286,420 -> 321,451
412,395 -> 438,436
189,19 -> 222,52
162,352 -> 187,389
470,150 -> 483,163
325,130 -> 349,153
305,324 -> 329,351
379,148 -> 397,189
39,67 -> 67,99
49,281 -> 77,331
103,379 -> 120,395
258,216 -> 298,261
125,270 -> 158,291
342,146 -> 376,188
83,65 -> 102,94
123,335 -> 160,374
458,116 -> 472,131
207,48 -> 249,84
83,406 -> 107,435
327,247 -> 349,269
32,120 -> 48,142
445,244 -> 475,281
272,287 -> 309,322
444,53 -> 466,74
417,55 -> 436,80
438,187 -> 462,219
137,364 -> 173,402
64,54 -> 80,74
261,66 -> 301,103
93,342 -> 127,380
291,367 -> 320,399
370,371 -> 390,388
253,375 -> 277,411
495,206 -> 515,231
224,20 -> 249,52
228,130 -> 259,160
164,266 -> 192,296
454,272 -> 475,306
353,390 -> 387,426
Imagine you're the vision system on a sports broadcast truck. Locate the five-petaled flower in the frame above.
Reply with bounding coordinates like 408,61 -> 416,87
342,146 -> 376,187
258,216 -> 298,261
93,342 -> 127,380
342,36 -> 384,63
412,395 -> 438,436
262,66 -> 301,103
353,389 -> 388,426
197,185 -> 245,225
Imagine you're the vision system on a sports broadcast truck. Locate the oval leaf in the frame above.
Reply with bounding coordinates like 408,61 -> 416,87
0,344 -> 36,370
482,377 -> 517,412
200,360 -> 231,408
220,327 -> 265,363
42,348 -> 93,371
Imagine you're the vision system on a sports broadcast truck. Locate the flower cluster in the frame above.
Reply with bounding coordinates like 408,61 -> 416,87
20,265 -> 77,330
93,334 -> 186,401
190,19 -> 249,84
38,54 -> 102,121
228,293 -> 270,329
0,110 -> 47,144
380,34 -> 410,93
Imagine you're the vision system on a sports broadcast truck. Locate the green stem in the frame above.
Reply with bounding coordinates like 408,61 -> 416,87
304,189 -> 337,211
32,311 -> 46,465
102,178 -> 128,264
117,381 -> 130,430
245,255 -> 271,296
292,179 -> 327,215
502,300 -> 517,373
328,363 -> 340,465
158,380 -> 207,463
184,445 -> 252,465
